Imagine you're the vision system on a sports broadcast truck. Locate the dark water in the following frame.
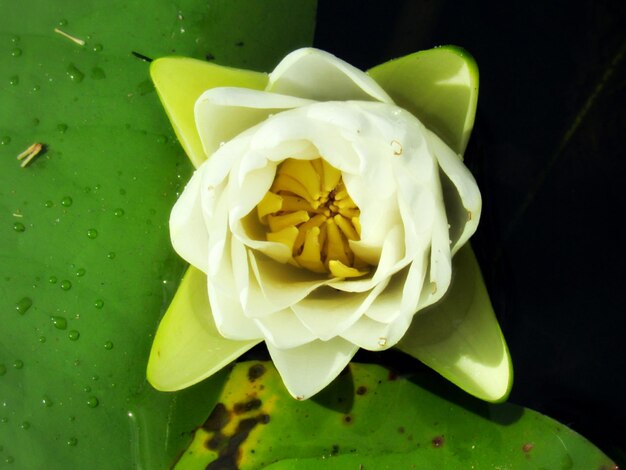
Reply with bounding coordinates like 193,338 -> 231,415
315,0 -> 626,463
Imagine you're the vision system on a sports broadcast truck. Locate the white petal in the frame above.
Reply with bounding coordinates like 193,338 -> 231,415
268,48 -> 393,103
246,250 -> 331,317
426,129 -> 481,254
195,87 -> 313,157
254,309 -> 317,348
340,311 -> 413,351
169,169 -> 209,272
291,281 -> 387,340
267,338 -> 359,399
330,225 -> 407,293
207,233 -> 262,340
364,266 -> 410,323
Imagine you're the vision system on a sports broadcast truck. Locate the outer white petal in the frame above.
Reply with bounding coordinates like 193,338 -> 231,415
254,309 -> 317,349
267,338 -> 359,400
206,226 -> 261,340
195,87 -> 314,157
268,48 -> 393,103
425,129 -> 481,254
170,169 -> 209,272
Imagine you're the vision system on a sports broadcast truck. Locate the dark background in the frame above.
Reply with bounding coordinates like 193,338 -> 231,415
315,0 -> 626,464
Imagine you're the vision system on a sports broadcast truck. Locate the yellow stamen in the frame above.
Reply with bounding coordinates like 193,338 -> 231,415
294,227 -> 326,273
267,210 -> 310,232
257,191 -> 282,220
329,260 -> 369,278
278,159 -> 321,201
257,157 -> 370,278
266,226 -> 299,252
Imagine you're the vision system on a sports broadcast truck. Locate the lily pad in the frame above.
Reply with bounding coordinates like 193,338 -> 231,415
0,0 -> 316,468
175,361 -> 617,469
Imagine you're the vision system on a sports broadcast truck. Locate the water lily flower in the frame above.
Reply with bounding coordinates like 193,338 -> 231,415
147,47 -> 512,401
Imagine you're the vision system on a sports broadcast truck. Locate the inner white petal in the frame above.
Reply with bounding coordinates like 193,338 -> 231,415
195,87 -> 314,157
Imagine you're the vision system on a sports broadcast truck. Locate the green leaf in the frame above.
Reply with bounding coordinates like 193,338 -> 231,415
0,0 -> 316,468
148,267 -> 260,391
396,246 -> 512,402
368,45 -> 479,155
175,361 -> 616,469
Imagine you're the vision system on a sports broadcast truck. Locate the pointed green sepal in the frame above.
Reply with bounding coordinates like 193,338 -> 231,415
396,245 -> 512,402
150,57 -> 269,168
147,267 -> 260,391
368,45 -> 479,155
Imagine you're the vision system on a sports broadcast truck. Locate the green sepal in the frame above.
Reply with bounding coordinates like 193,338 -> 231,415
147,267 -> 260,391
396,246 -> 512,402
368,45 -> 479,155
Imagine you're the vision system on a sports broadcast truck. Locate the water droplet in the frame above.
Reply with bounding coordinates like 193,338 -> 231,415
58,18 -> 68,26
1,136 -> 11,145
61,196 -> 73,207
67,437 -> 78,446
13,222 -> 25,232
0,365 -> 6,376
48,275 -> 57,284
156,135 -> 168,145
32,85 -> 40,92
119,188 -> 127,196
60,280 -> 72,290
83,385 -> 91,393
91,67 -> 105,80
66,64 -> 84,83
44,200 -> 54,208
13,360 -> 23,369
75,268 -> 86,277
86,228 -> 98,239
103,341 -> 113,350
92,43 -> 103,52
107,252 -> 116,260
11,48 -> 22,57
68,330 -> 80,341
113,208 -> 125,217
41,396 -> 53,407
15,297 -> 32,315
1,417 -> 8,423
10,35 -> 20,44
86,396 -> 99,408
57,123 -> 68,133
94,299 -> 104,309
20,421 -> 30,430
73,359 -> 80,366
38,336 -> 46,343
50,316 -> 67,330
91,375 -> 99,381
9,75 -> 19,86
5,456 -> 14,464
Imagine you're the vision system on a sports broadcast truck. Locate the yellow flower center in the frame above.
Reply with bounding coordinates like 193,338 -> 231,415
257,158 -> 369,278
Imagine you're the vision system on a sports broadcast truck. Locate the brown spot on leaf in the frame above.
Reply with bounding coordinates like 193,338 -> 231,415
247,363 -> 266,382
356,386 -> 367,395
233,398 -> 262,415
343,414 -> 353,424
203,403 -> 230,432
398,426 -> 405,434
432,435 -> 445,448
522,443 -> 534,453
388,371 -> 398,381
